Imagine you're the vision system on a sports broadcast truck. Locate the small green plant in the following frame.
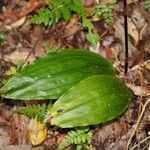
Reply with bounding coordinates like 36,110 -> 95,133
16,103 -> 52,122
82,17 -> 100,45
0,49 -> 132,148
31,8 -> 53,26
31,0 -> 99,45
58,128 -> 92,150
93,0 -> 116,25
0,49 -> 132,128
144,0 -> 150,11
31,0 -> 85,25
0,32 -> 6,45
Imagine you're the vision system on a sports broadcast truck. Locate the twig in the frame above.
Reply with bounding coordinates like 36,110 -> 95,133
124,0 -> 128,74
127,98 -> 150,149
100,28 -> 111,39
22,37 -> 41,67
130,136 -> 150,150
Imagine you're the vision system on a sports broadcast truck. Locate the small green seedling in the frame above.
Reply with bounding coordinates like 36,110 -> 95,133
31,0 -> 99,45
93,0 -> 117,25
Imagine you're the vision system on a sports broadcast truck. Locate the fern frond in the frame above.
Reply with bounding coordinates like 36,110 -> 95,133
70,0 -> 86,16
16,103 -> 52,122
31,0 -> 99,45
31,0 -> 84,26
58,128 -> 92,150
31,8 -> 53,26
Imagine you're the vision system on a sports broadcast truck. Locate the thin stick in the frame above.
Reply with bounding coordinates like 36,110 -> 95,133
130,136 -> 150,150
127,98 -> 150,149
124,0 -> 128,74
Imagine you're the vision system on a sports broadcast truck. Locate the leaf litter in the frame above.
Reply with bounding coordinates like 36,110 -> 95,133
0,0 -> 150,149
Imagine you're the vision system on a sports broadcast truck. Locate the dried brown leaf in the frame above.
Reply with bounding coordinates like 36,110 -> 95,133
5,17 -> 26,30
9,114 -> 29,145
2,0 -> 46,26
0,116 -> 8,125
62,15 -> 81,38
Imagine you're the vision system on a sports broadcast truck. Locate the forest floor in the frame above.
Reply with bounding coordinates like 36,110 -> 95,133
0,0 -> 150,150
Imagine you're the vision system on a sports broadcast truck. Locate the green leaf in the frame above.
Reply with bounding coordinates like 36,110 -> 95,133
0,49 -> 116,100
48,75 -> 132,128
16,59 -> 24,71
70,0 -> 86,16
82,17 -> 93,30
86,31 -> 100,45
82,17 -> 99,45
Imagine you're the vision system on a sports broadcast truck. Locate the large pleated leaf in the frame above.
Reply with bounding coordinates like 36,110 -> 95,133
0,49 -> 116,100
48,75 -> 132,128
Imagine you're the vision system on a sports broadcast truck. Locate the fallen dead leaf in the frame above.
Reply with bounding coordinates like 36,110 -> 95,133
9,114 -> 29,145
4,49 -> 36,64
127,84 -> 150,97
28,118 -> 47,146
5,17 -> 26,30
144,60 -> 150,70
0,116 -> 8,125
113,19 -> 138,60
2,0 -> 46,26
62,15 -> 81,38
82,0 -> 96,7
131,7 -> 146,30
128,18 -> 139,45
93,120 -> 128,145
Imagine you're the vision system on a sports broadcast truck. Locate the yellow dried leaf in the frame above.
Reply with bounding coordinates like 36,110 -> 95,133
28,118 -> 47,145
5,67 -> 17,76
